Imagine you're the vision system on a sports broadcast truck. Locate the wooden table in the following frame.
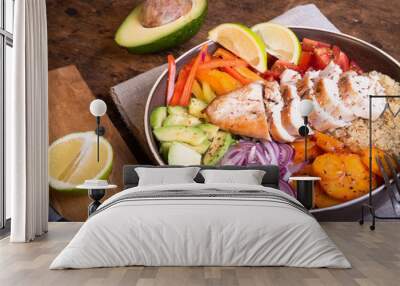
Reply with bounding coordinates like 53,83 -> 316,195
47,0 -> 400,163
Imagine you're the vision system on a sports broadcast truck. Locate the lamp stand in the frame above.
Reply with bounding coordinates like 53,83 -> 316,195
94,116 -> 106,162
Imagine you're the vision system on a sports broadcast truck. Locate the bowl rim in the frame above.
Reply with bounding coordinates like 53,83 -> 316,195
144,25 -> 400,211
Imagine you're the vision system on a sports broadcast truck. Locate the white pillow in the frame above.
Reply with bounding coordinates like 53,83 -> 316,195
135,167 -> 200,186
200,169 -> 266,185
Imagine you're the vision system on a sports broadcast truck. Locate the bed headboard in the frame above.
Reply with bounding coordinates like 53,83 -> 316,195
123,165 -> 280,190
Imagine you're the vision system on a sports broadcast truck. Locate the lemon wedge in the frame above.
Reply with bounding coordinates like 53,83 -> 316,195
49,131 -> 113,191
252,23 -> 301,64
208,23 -> 267,72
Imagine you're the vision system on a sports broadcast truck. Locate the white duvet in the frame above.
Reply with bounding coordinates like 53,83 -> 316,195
50,183 -> 350,269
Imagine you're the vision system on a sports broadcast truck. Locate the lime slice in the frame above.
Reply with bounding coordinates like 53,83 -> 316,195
208,23 -> 267,72
252,23 -> 301,64
49,131 -> 113,192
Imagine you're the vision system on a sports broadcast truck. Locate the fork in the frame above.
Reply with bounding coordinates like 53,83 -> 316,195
375,155 -> 400,213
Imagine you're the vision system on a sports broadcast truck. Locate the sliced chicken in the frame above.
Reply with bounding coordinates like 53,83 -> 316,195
314,78 -> 355,122
319,61 -> 342,83
299,71 -> 348,131
205,82 -> 270,139
339,71 -> 386,120
264,81 -> 295,143
280,85 -> 304,136
280,69 -> 301,86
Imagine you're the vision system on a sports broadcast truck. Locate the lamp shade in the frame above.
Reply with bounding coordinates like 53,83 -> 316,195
90,99 -> 107,117
299,99 -> 314,117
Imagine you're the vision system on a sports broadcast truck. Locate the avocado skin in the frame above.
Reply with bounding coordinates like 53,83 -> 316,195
126,5 -> 207,54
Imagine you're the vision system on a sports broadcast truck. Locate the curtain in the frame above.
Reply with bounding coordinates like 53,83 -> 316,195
8,0 -> 49,242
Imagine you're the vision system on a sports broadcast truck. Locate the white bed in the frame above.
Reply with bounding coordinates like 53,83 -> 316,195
50,182 -> 350,269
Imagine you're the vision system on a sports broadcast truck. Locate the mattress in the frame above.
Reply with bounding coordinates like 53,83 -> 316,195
50,183 -> 350,269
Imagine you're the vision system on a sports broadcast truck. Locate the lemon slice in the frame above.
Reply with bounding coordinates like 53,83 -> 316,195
252,23 -> 301,64
49,131 -> 113,191
208,23 -> 267,72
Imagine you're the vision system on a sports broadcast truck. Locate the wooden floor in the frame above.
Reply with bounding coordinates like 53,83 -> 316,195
0,222 -> 399,286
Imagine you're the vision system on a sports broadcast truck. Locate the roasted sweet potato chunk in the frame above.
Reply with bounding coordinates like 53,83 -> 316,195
313,131 -> 345,153
312,153 -> 345,180
314,182 -> 344,208
319,153 -> 377,201
291,139 -> 322,163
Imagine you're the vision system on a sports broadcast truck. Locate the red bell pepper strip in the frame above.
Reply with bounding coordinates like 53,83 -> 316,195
222,66 -> 252,85
198,59 -> 248,70
166,55 -> 176,105
179,44 -> 209,106
168,65 -> 190,106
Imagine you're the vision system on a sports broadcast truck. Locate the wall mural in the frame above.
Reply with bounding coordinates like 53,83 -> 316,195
47,0 -> 400,222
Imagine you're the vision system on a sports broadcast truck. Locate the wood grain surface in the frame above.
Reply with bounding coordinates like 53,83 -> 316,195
46,0 -> 400,163
1,222 -> 400,286
49,65 -> 137,222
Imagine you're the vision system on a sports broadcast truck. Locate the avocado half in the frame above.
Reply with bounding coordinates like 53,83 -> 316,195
115,0 -> 208,54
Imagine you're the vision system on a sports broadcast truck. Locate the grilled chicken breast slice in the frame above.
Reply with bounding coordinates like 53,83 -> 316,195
299,72 -> 348,131
280,85 -> 304,136
264,81 -> 295,143
314,78 -> 355,122
206,82 -> 270,139
339,71 -> 386,120
280,69 -> 301,87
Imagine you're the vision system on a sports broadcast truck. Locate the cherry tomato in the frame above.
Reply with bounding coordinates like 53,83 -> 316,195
332,46 -> 350,72
313,47 -> 333,70
302,38 -> 331,52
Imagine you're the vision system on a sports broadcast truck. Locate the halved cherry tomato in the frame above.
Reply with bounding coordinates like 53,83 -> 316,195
302,38 -> 331,52
263,71 -> 280,81
166,55 -> 176,105
271,60 -> 300,73
313,47 -> 333,70
297,51 -> 313,73
349,60 -> 364,74
332,46 -> 350,72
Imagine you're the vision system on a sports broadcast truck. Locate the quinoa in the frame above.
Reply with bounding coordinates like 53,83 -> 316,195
330,72 -> 400,155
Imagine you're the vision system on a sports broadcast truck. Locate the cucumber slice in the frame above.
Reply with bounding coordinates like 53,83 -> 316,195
153,126 -> 207,146
150,106 -> 167,129
159,142 -> 173,161
168,142 -> 202,166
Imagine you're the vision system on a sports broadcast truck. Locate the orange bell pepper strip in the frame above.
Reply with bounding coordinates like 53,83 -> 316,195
166,55 -> 176,105
179,44 -> 209,106
198,59 -> 248,70
196,69 -> 241,96
222,66 -> 252,85
213,48 -> 262,82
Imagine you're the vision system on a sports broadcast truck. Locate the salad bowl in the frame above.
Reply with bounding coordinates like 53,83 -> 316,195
144,26 -> 400,220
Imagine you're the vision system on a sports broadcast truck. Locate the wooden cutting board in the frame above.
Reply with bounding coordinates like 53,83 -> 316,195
49,65 -> 137,222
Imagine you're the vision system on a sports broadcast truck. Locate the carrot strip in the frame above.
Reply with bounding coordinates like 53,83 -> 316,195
222,66 -> 252,85
198,59 -> 247,70
213,48 -> 237,60
166,55 -> 176,105
179,44 -> 209,106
